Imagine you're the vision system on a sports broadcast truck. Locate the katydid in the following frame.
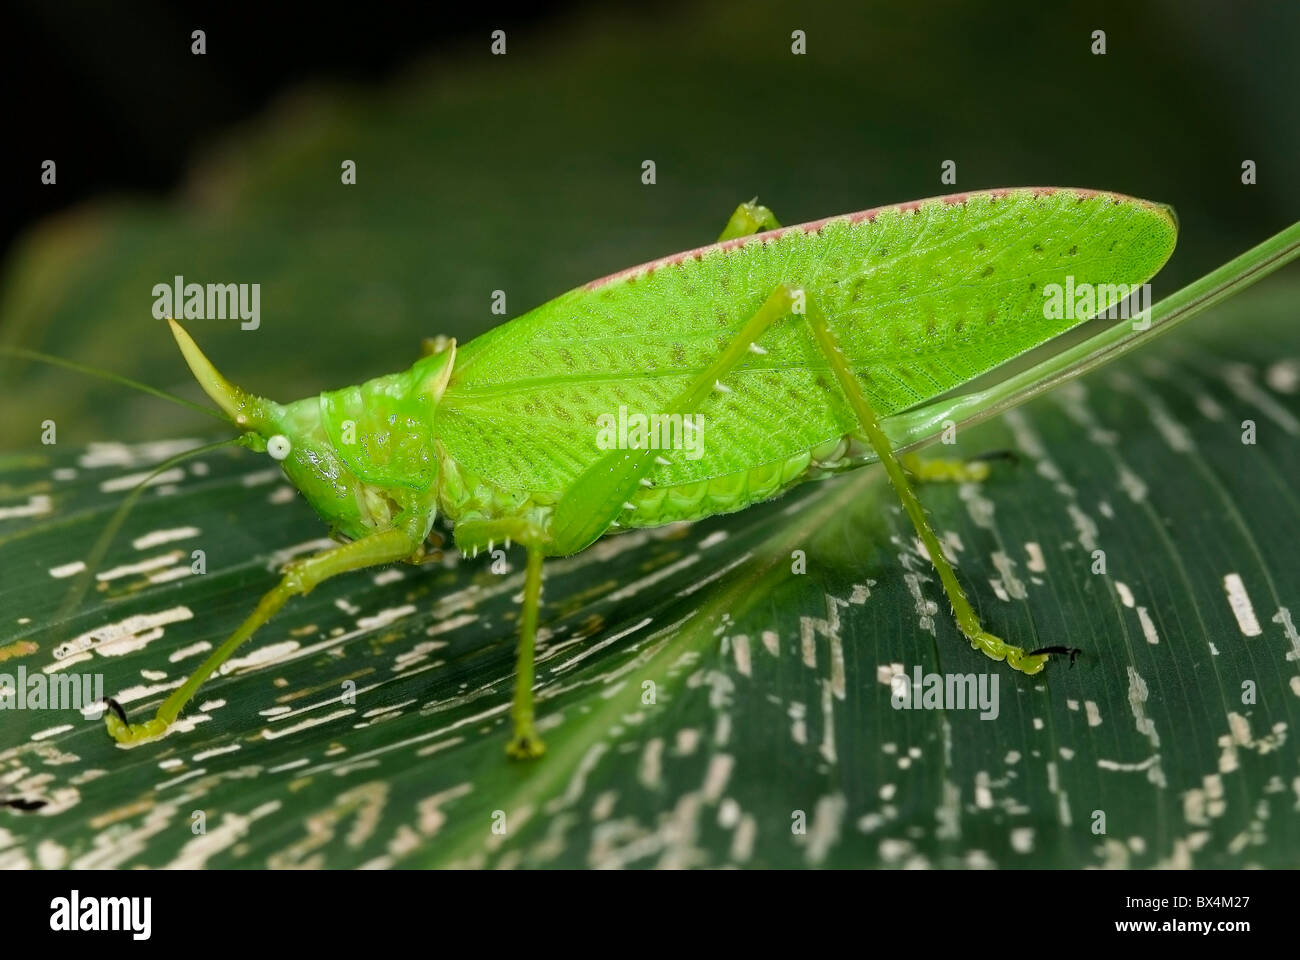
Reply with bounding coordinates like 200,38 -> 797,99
17,186 -> 1300,759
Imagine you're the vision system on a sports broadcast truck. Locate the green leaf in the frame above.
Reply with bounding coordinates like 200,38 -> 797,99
2,283 -> 1297,868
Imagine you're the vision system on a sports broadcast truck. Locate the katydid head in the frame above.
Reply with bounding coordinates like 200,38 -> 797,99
170,319 -> 453,542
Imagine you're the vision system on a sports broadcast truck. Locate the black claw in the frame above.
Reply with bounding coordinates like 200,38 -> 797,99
104,697 -> 128,723
1028,645 -> 1082,666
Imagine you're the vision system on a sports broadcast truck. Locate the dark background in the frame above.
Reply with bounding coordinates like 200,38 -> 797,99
2,0 -> 1295,441
4,0 -> 583,259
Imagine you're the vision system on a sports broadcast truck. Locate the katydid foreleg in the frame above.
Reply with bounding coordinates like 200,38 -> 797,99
106,524 -> 424,744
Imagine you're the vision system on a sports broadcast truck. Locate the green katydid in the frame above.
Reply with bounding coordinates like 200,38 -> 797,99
15,186 -> 1300,759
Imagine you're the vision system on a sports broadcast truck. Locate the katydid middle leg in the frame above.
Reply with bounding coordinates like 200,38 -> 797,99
453,516 -> 549,758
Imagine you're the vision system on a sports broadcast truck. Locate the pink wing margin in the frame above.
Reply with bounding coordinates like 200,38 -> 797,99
583,186 -> 1165,291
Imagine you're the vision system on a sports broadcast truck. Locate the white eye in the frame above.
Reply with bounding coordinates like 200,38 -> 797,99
266,434 -> 292,461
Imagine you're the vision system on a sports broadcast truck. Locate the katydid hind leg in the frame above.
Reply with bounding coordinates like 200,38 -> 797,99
549,276 -> 1071,674
789,287 -> 1073,673
105,525 -> 421,744
717,199 -> 781,242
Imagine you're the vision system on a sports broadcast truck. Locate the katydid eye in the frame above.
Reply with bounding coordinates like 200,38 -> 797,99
267,434 -> 292,461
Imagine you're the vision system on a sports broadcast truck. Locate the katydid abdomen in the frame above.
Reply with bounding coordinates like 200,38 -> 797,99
436,187 -> 1176,532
